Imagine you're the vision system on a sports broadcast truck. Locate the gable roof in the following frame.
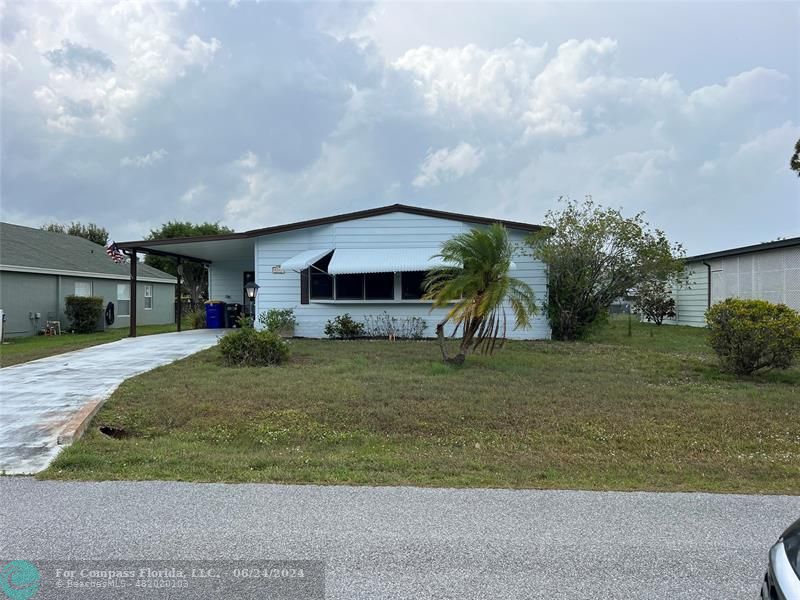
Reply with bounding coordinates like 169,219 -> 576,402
686,236 -> 800,262
0,222 -> 176,282
117,204 -> 544,251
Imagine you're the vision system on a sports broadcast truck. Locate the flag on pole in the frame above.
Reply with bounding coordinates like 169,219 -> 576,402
105,241 -> 126,264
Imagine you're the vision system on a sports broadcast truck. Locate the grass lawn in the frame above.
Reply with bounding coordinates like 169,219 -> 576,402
42,318 -> 800,494
0,324 -> 178,367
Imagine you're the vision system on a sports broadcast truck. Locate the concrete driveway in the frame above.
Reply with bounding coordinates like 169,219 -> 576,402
0,329 -> 222,474
1,479 -> 798,599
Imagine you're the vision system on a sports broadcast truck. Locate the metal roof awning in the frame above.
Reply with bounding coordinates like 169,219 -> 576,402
327,248 -> 458,275
280,248 -> 333,271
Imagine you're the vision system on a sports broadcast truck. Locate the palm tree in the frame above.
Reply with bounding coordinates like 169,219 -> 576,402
424,223 -> 537,364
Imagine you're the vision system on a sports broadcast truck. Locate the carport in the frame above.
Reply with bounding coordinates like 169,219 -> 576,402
117,236 -> 255,337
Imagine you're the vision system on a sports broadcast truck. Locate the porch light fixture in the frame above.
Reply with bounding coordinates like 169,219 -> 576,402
244,281 -> 260,300
244,281 -> 260,317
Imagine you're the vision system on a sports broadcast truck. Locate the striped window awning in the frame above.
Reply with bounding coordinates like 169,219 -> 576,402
327,248 -> 458,275
280,248 -> 333,272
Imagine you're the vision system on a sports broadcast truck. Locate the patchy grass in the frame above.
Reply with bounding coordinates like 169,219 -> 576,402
0,324 -> 178,367
43,319 -> 800,493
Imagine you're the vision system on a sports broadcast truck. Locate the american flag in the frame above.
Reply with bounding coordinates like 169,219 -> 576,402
105,241 -> 126,264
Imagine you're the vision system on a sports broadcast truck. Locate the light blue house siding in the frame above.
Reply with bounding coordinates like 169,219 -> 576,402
208,258 -> 253,307
210,211 -> 550,339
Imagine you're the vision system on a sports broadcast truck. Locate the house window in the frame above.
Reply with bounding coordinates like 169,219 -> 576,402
117,283 -> 130,316
364,273 -> 394,300
309,253 -> 334,300
144,285 -> 153,310
401,271 -> 427,300
74,281 -> 92,297
336,274 -> 364,300
307,256 -> 397,302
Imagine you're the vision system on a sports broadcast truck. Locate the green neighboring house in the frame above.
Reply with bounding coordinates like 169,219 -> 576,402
0,222 -> 176,338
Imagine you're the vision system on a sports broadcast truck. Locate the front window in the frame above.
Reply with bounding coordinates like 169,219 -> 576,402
336,274 -> 364,300
309,252 -> 334,300
365,272 -> 394,300
74,281 -> 92,297
401,271 -> 427,300
117,283 -> 130,316
144,285 -> 153,310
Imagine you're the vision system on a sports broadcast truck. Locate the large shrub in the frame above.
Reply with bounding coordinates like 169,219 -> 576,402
324,314 -> 365,339
64,295 -> 103,333
258,308 -> 296,336
218,327 -> 290,367
706,298 -> 800,375
529,198 -> 685,340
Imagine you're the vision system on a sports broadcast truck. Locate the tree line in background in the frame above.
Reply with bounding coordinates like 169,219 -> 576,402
143,222 -> 233,307
41,221 -> 109,246
41,219 -> 232,308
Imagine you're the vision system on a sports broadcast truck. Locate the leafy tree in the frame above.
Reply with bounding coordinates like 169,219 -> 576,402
424,223 -> 536,365
42,222 -> 109,245
633,279 -> 676,325
144,222 -> 234,306
791,138 -> 800,177
529,198 -> 686,340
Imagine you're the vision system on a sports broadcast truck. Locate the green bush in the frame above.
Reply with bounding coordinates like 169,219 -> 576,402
218,327 -> 289,367
258,308 -> 296,336
324,313 -> 365,339
64,295 -> 103,333
706,298 -> 800,375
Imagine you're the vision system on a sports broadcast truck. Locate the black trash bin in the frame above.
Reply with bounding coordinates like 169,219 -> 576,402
225,303 -> 244,328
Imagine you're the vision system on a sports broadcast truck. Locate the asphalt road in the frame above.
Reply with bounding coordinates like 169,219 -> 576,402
1,478 -> 798,599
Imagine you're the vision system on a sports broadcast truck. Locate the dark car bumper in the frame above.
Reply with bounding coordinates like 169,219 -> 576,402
762,541 -> 800,600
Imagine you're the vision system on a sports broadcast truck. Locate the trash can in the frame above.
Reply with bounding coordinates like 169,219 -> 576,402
205,301 -> 226,329
224,303 -> 243,328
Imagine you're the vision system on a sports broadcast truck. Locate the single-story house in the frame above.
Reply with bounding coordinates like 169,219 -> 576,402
667,236 -> 800,327
0,222 -> 177,338
118,204 -> 551,339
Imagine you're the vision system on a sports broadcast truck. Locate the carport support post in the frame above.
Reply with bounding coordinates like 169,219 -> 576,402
129,250 -> 137,338
176,257 -> 182,332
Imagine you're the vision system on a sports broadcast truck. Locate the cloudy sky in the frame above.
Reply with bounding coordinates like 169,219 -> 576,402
1,1 -> 798,254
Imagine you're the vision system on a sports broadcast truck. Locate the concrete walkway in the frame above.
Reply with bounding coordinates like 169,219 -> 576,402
2,478 -> 798,599
0,329 -> 223,474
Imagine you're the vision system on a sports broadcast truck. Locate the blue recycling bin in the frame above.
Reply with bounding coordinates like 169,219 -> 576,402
205,301 -> 226,329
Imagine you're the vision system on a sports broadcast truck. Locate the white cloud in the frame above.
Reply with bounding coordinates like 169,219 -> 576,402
392,37 -> 686,143
393,39 -> 548,120
412,143 -> 484,188
180,183 -> 207,204
120,148 -> 168,168
4,1 -> 220,138
1,51 -> 23,74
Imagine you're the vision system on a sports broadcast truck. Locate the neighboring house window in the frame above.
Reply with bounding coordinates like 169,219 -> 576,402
401,271 -> 427,300
117,283 -> 130,316
74,281 -> 92,297
144,285 -> 153,310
